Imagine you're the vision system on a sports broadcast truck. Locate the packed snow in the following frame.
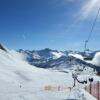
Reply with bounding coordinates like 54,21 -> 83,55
0,46 -> 99,100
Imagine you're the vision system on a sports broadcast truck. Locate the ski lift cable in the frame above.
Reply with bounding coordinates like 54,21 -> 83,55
84,7 -> 100,51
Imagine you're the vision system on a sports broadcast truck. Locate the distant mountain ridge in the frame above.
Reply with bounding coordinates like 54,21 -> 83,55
0,43 -> 100,72
0,43 -> 98,71
18,48 -> 99,69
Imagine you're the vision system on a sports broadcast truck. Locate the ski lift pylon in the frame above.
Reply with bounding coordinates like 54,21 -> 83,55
83,7 -> 100,61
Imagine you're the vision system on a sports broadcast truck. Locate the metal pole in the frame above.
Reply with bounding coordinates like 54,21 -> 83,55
98,81 -> 99,100
73,79 -> 76,87
90,82 -> 92,94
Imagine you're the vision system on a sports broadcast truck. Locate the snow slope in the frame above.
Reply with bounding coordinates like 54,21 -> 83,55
68,53 -> 84,60
69,52 -> 100,68
92,52 -> 100,66
0,46 -> 98,100
51,51 -> 65,59
0,48 -> 74,100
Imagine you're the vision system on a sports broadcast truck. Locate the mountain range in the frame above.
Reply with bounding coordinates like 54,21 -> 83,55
18,48 -> 99,71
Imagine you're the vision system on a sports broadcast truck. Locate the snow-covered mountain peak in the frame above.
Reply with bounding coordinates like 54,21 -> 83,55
51,51 -> 65,59
19,48 -> 65,61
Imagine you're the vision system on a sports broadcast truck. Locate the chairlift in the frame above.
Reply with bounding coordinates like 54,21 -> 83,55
83,56 -> 93,61
83,7 -> 100,61
83,49 -> 93,61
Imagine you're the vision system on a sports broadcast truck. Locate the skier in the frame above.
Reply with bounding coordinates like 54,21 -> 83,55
72,73 -> 77,87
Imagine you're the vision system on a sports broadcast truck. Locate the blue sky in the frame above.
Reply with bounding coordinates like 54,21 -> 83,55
0,0 -> 100,51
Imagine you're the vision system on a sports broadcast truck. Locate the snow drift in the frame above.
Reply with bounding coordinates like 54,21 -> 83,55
92,52 -> 100,66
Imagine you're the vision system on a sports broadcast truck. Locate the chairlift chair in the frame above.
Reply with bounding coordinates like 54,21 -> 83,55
83,56 -> 93,61
83,49 -> 93,61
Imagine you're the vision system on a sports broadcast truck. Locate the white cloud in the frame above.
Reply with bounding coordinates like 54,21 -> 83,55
80,0 -> 100,19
